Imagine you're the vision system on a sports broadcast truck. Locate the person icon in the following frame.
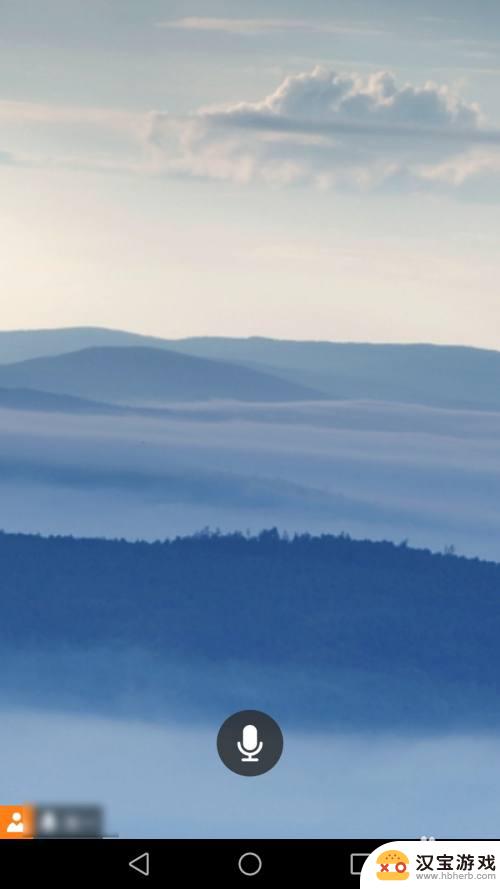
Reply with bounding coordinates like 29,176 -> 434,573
7,812 -> 24,833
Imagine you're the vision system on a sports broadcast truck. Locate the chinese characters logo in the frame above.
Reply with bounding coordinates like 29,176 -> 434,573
416,853 -> 496,874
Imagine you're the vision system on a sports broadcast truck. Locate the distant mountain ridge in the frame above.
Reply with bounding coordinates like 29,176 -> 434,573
0,326 -> 168,364
0,387 -> 124,415
0,326 -> 499,410
168,337 -> 500,411
0,345 -> 323,405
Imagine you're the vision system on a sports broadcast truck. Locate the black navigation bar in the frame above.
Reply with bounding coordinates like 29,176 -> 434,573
0,839 -> 388,885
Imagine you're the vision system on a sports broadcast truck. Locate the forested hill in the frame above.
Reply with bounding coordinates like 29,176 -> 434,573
1,529 -> 499,728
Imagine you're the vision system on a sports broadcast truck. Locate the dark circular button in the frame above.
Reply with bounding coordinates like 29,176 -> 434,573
238,852 -> 263,876
217,710 -> 284,776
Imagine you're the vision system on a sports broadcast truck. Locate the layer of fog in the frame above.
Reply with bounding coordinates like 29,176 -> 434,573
0,400 -> 499,559
0,645 -> 496,734
1,708 -> 499,838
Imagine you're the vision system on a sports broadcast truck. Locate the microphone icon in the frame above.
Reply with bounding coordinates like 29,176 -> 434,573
237,724 -> 264,762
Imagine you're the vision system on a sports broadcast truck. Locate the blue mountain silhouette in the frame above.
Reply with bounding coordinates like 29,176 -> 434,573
1,327 -> 500,409
1,529 -> 498,730
0,346 -> 323,404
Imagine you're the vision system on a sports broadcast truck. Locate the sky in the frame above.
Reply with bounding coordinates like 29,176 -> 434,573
1,1 -> 500,346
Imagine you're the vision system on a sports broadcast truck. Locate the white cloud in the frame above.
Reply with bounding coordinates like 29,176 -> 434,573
159,18 -> 383,37
1,69 -> 499,197
0,99 -> 149,173
150,66 -> 500,193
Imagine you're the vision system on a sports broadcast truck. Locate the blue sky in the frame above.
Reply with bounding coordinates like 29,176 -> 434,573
1,1 -> 500,344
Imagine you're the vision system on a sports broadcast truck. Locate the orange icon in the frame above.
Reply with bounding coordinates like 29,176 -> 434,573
376,849 -> 410,880
0,805 -> 34,839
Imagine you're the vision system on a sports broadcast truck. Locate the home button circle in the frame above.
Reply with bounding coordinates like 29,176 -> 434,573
238,852 -> 263,877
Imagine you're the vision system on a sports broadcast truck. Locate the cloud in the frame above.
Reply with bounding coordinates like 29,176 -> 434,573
150,66 -> 500,193
0,99 -> 148,173
159,17 -> 383,37
1,69 -> 499,196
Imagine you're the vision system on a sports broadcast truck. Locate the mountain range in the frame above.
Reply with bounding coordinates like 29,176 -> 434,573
1,325 -> 499,560
0,345 -> 322,405
1,326 -> 500,409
